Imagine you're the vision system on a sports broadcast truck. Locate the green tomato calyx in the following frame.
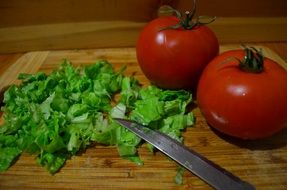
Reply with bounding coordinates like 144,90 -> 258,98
160,0 -> 216,30
239,45 -> 264,73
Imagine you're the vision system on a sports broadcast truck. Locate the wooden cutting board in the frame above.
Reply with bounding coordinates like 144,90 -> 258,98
0,45 -> 287,190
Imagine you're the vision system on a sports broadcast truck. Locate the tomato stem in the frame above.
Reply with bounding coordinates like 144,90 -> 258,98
182,11 -> 196,29
160,0 -> 215,31
184,11 -> 191,28
238,46 -> 264,73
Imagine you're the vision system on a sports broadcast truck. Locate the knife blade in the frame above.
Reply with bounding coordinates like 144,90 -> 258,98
114,118 -> 255,190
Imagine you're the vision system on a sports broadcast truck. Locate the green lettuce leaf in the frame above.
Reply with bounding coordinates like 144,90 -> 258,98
0,59 -> 194,176
0,147 -> 21,172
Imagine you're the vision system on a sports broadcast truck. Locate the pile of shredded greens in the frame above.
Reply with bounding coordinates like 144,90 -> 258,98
0,59 -> 194,177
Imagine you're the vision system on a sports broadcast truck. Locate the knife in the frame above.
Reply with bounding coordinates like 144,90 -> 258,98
114,118 -> 255,190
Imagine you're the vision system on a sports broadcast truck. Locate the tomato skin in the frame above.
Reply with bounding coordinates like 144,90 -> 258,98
197,50 -> 287,139
136,16 -> 219,90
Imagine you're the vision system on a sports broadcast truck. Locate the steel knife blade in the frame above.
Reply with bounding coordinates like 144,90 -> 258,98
114,118 -> 255,190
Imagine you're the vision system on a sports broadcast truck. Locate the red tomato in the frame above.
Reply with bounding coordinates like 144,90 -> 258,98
136,15 -> 219,90
197,47 -> 287,139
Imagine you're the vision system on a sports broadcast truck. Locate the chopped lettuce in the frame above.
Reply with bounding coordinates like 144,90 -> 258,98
0,59 -> 194,175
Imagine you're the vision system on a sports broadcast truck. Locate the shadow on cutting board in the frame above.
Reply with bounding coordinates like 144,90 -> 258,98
210,126 -> 287,150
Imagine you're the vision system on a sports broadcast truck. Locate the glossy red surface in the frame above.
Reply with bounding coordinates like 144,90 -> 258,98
136,16 -> 219,90
197,49 -> 287,139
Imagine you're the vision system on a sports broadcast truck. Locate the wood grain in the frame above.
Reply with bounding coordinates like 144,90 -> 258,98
0,0 -> 287,53
0,51 -> 50,89
1,0 -> 286,28
0,17 -> 287,54
0,45 -> 287,190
